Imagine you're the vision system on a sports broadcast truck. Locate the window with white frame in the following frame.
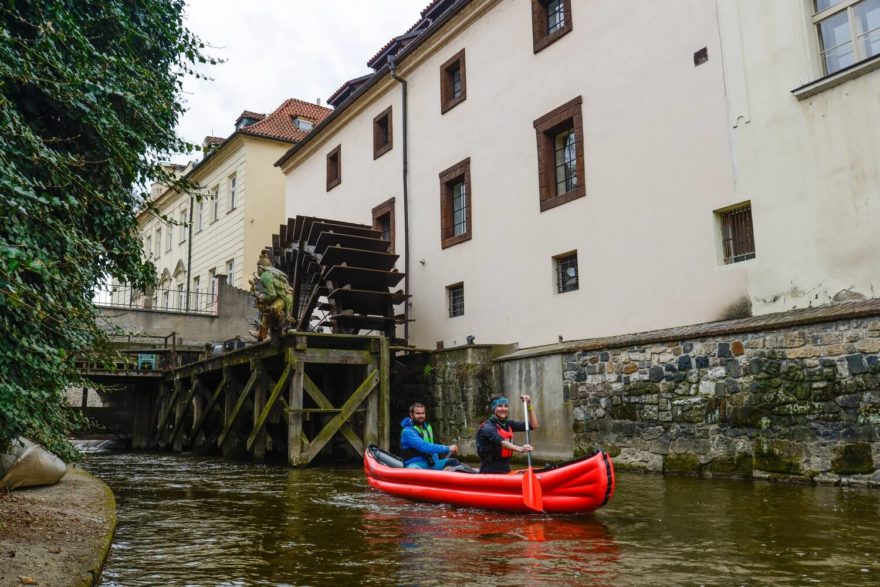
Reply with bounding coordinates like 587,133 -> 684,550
192,275 -> 200,311
154,228 -> 162,258
209,268 -> 216,300
813,0 -> 880,75
165,223 -> 172,252
197,199 -> 204,232
145,235 -> 152,258
176,283 -> 185,310
179,209 -> 187,243
226,259 -> 235,286
211,186 -> 219,222
228,174 -> 237,210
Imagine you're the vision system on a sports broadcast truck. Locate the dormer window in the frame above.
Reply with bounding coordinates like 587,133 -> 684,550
293,117 -> 314,131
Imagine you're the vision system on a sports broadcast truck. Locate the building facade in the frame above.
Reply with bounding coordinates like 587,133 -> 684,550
278,0 -> 880,350
138,98 -> 330,312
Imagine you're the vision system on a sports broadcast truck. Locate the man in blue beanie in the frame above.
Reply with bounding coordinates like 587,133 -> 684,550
400,402 -> 461,469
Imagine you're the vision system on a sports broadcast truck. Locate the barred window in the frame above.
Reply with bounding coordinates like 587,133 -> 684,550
532,0 -> 573,53
554,252 -> 579,293
546,0 -> 566,34
534,97 -> 585,212
718,204 -> 756,264
439,158 -> 472,249
440,49 -> 466,114
554,127 -> 578,195
447,283 -> 464,318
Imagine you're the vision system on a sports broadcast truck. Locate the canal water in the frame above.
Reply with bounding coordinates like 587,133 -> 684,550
83,452 -> 879,586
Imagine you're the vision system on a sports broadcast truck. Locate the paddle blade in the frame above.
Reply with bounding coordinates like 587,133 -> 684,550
522,468 -> 543,512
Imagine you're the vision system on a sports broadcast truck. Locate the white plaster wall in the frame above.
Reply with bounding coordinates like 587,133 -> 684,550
284,0 -> 747,348
719,0 -> 880,313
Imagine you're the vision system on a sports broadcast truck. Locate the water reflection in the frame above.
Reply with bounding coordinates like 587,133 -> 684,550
83,452 -> 880,586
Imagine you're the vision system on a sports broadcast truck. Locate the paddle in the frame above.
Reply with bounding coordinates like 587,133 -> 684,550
521,397 -> 543,512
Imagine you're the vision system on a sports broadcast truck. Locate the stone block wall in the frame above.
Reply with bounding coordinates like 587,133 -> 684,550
568,308 -> 880,486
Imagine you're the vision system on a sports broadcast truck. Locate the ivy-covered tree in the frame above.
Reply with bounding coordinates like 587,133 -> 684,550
0,0 -> 211,459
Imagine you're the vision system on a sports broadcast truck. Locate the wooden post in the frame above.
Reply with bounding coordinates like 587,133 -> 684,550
364,351 -> 379,448
380,335 -> 391,449
252,364 -> 268,462
288,348 -> 304,465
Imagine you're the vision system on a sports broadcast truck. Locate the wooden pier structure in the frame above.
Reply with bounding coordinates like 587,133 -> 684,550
141,332 -> 390,465
82,214 -> 406,466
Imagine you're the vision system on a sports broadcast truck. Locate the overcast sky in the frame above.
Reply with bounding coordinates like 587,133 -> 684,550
177,0 -> 422,150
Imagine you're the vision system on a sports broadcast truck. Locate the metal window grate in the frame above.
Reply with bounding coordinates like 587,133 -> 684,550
452,180 -> 468,237
448,284 -> 464,317
547,0 -> 566,34
555,253 -> 579,293
720,206 -> 756,264
554,128 -> 578,195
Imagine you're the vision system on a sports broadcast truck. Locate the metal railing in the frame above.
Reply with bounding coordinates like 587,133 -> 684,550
93,283 -> 218,315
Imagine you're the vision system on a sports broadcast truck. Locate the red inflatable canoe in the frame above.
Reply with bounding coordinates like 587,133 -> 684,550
364,446 -> 615,514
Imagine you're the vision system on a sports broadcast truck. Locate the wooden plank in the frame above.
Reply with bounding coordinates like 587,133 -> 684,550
364,355 -> 379,448
294,369 -> 378,465
287,350 -> 304,465
247,362 -> 292,451
186,372 -> 228,446
154,379 -> 182,447
302,374 -> 363,455
252,366 -> 268,461
169,376 -> 201,445
380,336 -> 391,449
300,349 -> 372,365
217,366 -> 260,447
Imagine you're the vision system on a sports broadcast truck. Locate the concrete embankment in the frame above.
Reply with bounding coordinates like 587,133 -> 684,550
0,467 -> 116,587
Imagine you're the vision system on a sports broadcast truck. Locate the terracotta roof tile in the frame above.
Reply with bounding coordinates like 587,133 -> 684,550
366,0 -> 454,69
203,135 -> 225,147
239,98 -> 332,142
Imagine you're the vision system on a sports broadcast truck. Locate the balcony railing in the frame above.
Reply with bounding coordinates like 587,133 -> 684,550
93,283 -> 218,315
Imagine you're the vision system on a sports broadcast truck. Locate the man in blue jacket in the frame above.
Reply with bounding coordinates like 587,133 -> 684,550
400,402 -> 461,469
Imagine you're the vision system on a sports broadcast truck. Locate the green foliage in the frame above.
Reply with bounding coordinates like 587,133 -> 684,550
0,0 -> 211,460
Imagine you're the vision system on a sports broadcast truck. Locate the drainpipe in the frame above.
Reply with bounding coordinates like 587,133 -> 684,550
388,54 -> 410,344
185,196 -> 194,311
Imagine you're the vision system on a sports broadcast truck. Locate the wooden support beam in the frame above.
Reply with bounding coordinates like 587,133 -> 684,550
302,374 -> 363,456
380,336 -> 391,449
252,366 -> 269,461
247,362 -> 292,451
294,369 -> 378,466
300,349 -> 372,365
154,379 -> 182,448
169,376 -> 200,446
186,372 -> 227,447
287,349 -> 304,465
217,365 -> 260,447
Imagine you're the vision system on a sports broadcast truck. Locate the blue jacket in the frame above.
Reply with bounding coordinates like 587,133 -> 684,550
400,416 -> 451,466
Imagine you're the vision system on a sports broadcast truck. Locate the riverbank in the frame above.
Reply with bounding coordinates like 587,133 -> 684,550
0,467 -> 116,587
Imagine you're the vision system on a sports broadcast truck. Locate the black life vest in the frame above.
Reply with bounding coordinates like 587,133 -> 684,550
478,418 -> 514,461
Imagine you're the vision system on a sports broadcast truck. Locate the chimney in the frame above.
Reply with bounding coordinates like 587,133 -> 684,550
317,98 -> 322,107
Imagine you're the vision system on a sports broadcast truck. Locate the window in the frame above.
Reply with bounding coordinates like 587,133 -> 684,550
211,186 -> 220,222
532,0 -> 573,53
197,199 -> 205,232
209,268 -> 216,300
716,203 -> 756,265
554,251 -> 579,293
439,158 -> 472,249
176,283 -> 185,310
228,174 -> 237,211
178,210 -> 187,243
814,0 -> 880,74
326,145 -> 341,191
154,228 -> 162,258
440,49 -> 466,114
165,224 -> 172,252
372,197 -> 396,253
534,97 -> 586,212
226,259 -> 235,286
373,106 -> 393,159
447,283 -> 464,317
145,235 -> 152,258
192,275 -> 200,311
293,117 -> 314,131
161,290 -> 170,310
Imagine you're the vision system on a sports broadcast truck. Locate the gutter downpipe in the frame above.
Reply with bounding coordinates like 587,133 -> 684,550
388,54 -> 410,344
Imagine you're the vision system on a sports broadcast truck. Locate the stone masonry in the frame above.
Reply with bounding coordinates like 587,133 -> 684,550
567,301 -> 880,486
